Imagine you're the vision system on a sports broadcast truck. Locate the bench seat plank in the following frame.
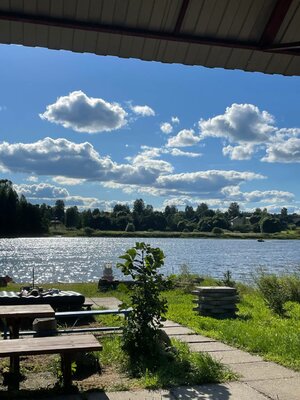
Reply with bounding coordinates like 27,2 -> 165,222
0,334 -> 102,357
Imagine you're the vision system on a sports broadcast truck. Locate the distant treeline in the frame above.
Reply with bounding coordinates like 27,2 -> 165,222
1,179 -> 299,236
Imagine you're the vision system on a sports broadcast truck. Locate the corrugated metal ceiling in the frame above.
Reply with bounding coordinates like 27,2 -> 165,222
0,0 -> 300,75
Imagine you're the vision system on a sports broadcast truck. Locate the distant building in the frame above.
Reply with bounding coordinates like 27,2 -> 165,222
230,216 -> 250,228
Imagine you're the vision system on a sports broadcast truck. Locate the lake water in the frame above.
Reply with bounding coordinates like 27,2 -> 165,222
0,237 -> 299,284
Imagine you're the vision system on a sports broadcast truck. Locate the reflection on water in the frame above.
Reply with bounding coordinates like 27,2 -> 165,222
0,237 -> 299,283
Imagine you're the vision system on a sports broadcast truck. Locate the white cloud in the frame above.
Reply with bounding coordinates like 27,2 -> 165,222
221,186 -> 295,204
15,183 -> 69,199
222,144 -> 256,160
156,170 -> 264,194
52,176 -> 86,186
0,137 -> 171,187
171,116 -> 180,124
40,90 -> 127,133
168,148 -> 202,158
167,129 -> 200,147
130,105 -> 155,117
199,103 -> 275,143
138,145 -> 201,159
26,175 -> 38,183
243,190 -> 294,203
160,122 -> 173,134
262,137 -> 300,163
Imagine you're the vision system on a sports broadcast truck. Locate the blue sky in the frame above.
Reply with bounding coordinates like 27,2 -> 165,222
0,44 -> 299,213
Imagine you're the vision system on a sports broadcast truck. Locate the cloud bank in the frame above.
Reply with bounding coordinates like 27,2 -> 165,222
40,91 -> 127,133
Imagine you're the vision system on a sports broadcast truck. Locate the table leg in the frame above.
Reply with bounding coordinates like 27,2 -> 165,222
7,318 -> 21,390
61,353 -> 72,389
9,355 -> 20,390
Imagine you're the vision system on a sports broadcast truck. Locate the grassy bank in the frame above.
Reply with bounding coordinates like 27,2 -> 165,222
48,226 -> 300,240
6,278 -> 300,371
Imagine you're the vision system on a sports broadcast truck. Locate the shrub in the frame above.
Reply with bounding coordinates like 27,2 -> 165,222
255,270 -> 300,315
84,227 -> 94,236
117,242 -> 168,374
218,270 -> 236,287
212,227 -> 223,235
255,272 -> 288,315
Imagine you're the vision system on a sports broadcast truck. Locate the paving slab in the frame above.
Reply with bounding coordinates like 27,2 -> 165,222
187,341 -> 236,352
169,334 -> 216,343
247,376 -> 300,400
162,320 -> 182,328
171,382 -> 269,399
231,361 -> 298,381
204,349 -> 263,364
163,326 -> 195,335
87,389 -> 174,399
86,297 -> 122,309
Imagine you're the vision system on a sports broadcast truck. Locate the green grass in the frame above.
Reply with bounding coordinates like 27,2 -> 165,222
165,287 -> 300,371
7,278 -> 300,371
100,335 -> 236,390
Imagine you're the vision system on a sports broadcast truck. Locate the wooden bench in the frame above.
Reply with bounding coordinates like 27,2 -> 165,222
0,334 -> 102,390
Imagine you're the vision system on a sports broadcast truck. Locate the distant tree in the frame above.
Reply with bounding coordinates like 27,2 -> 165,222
81,209 -> 93,227
113,204 -> 130,214
65,206 -> 80,228
184,205 -> 195,220
177,220 -> 186,232
196,203 -> 209,218
212,216 -> 229,229
228,202 -> 240,219
133,199 -> 145,214
164,205 -> 178,216
54,200 -> 65,223
280,207 -> 288,224
260,216 -> 283,233
0,179 -> 18,234
198,217 -> 213,232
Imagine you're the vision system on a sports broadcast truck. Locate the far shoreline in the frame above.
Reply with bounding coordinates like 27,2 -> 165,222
1,229 -> 300,240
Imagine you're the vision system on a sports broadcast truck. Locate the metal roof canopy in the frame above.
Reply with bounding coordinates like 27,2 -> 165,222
0,0 -> 300,76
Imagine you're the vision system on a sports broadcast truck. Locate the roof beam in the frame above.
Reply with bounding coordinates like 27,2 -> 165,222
260,0 -> 293,47
0,10 -> 299,57
174,0 -> 190,33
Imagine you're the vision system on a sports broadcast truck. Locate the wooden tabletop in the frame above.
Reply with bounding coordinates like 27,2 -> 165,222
0,304 -> 55,319
0,334 -> 102,356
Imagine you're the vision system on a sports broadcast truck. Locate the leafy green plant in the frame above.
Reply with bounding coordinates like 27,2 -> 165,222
255,272 -> 288,315
117,242 -> 168,374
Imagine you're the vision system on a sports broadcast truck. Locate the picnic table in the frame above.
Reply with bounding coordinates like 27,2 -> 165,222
0,304 -> 55,339
0,334 -> 102,390
0,304 -> 55,388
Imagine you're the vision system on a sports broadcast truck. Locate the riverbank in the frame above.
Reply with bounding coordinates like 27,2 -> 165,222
47,227 -> 300,240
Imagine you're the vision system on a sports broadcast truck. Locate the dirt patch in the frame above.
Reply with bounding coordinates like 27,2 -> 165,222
0,353 -> 132,397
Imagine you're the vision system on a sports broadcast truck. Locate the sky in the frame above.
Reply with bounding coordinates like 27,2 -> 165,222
0,44 -> 299,213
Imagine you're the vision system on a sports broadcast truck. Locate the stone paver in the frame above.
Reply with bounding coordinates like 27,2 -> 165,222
86,297 -> 122,309
247,376 -> 300,400
187,341 -> 236,352
203,349 -> 263,364
87,389 -> 174,399
171,382 -> 269,399
232,361 -> 298,382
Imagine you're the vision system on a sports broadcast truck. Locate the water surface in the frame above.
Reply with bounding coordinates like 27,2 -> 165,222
0,237 -> 299,283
